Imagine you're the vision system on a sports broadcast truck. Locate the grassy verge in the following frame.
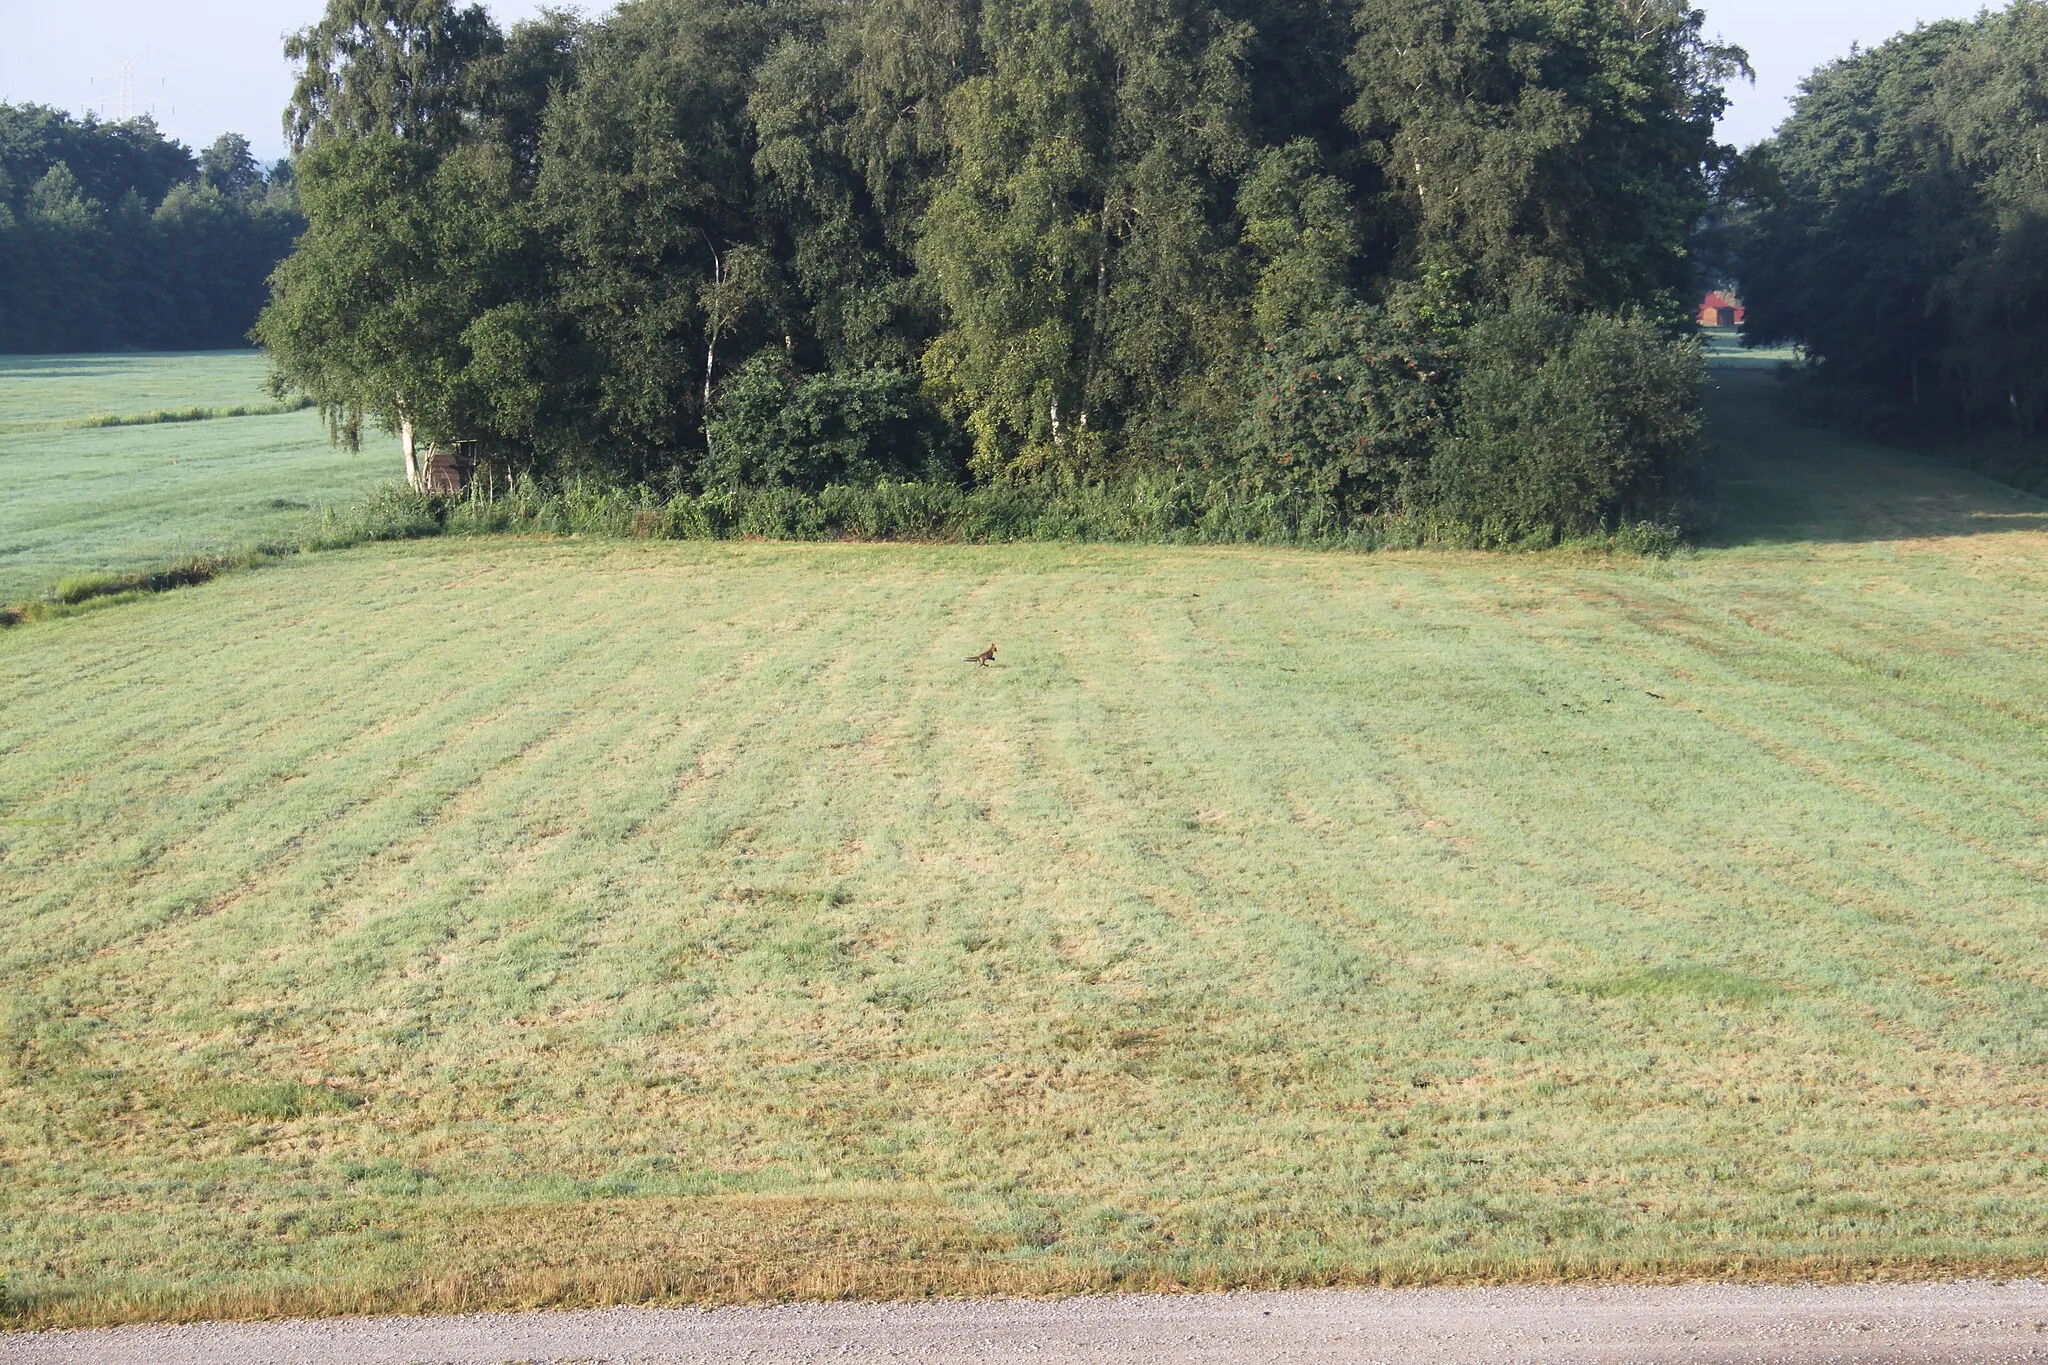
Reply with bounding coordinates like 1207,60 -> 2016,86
3,367 -> 2048,1323
13,1240 -> 2036,1331
1883,427 -> 2048,501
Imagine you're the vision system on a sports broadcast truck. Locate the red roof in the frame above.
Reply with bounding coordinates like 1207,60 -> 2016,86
1698,291 -> 1746,325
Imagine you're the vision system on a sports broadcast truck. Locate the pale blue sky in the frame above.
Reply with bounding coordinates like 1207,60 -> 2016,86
1703,0 -> 1992,146
0,0 -> 2002,162
0,1 -> 558,162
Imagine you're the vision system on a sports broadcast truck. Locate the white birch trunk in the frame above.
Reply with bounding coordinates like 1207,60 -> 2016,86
400,415 -> 420,490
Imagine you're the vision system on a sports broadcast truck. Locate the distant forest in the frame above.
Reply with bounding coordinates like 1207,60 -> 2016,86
1734,0 -> 2048,442
0,106 -> 303,353
257,0 -> 1744,541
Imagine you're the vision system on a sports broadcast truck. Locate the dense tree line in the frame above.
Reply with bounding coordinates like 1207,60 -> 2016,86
1738,2 -> 2048,438
0,107 -> 304,353
262,0 -> 1743,538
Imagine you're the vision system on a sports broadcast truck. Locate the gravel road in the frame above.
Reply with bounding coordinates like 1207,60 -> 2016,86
6,1282 -> 2048,1364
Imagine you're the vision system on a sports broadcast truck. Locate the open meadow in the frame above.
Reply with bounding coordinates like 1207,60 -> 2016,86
0,353 -> 388,603
2,357 -> 2048,1325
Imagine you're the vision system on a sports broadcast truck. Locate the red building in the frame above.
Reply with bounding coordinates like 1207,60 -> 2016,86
1698,291 -> 1745,328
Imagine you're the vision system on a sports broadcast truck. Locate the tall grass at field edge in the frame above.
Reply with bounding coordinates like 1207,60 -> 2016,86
75,398 -> 317,429
0,549 -> 287,627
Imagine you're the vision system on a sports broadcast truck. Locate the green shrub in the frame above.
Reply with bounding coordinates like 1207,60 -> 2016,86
307,483 -> 442,548
1432,309 -> 1706,541
702,355 -> 964,491
1611,520 -> 1684,558
1238,308 -> 1452,516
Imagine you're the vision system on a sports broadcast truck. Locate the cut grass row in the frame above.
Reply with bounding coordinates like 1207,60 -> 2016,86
76,398 -> 316,428
3,367 -> 2048,1324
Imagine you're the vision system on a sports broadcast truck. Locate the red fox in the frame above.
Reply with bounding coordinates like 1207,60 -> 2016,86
967,644 -> 997,666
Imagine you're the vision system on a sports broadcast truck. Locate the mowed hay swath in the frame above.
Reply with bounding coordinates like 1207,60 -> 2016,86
4,373 -> 2048,1323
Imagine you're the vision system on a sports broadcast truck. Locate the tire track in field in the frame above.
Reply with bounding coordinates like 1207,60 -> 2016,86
1556,573 -> 2048,898
1507,563 -> 2048,1067
1,561 -> 613,981
1582,572 -> 2048,814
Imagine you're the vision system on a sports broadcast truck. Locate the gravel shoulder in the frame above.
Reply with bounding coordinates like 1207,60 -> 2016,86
6,1282 -> 2048,1364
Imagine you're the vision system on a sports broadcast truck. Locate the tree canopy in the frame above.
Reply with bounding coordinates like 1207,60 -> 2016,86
1737,1 -> 2048,437
0,107 -> 302,353
259,0 -> 1738,536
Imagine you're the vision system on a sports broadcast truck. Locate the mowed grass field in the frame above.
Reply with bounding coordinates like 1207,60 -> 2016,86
0,353 -> 390,602
4,357 -> 2048,1325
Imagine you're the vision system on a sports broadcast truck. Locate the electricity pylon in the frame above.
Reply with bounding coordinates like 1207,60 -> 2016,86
89,57 -> 169,122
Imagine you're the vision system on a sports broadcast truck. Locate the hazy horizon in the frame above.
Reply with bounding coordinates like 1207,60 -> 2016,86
0,0 -> 2000,163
